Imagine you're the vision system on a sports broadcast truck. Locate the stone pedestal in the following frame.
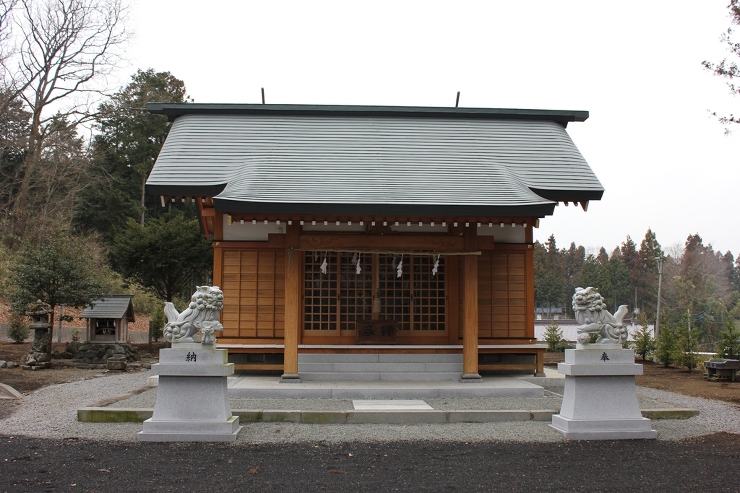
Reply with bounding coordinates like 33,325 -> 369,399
23,327 -> 52,370
550,346 -> 657,440
138,344 -> 241,442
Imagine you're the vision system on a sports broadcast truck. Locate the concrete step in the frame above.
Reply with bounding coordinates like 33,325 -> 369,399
298,353 -> 464,381
299,353 -> 463,364
298,362 -> 462,373
228,374 -> 546,398
299,371 -> 464,382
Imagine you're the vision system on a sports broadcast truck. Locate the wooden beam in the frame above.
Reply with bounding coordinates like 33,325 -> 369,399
196,199 -> 213,238
461,226 -> 481,381
282,223 -> 301,381
299,234 -> 465,252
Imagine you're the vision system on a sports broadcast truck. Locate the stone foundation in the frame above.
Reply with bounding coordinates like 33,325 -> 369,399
61,341 -> 141,365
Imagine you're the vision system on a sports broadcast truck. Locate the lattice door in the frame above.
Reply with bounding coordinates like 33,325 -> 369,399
303,252 -> 373,334
377,255 -> 446,333
303,252 -> 446,337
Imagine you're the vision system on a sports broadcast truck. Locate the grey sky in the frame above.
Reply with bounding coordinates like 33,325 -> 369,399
123,0 -> 739,256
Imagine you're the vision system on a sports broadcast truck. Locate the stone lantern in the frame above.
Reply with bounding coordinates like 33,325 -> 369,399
23,300 -> 53,370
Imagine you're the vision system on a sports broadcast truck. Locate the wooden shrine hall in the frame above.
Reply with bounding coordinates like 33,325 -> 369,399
145,103 -> 604,382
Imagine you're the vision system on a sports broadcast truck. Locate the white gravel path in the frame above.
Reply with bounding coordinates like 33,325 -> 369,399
1,371 -> 738,444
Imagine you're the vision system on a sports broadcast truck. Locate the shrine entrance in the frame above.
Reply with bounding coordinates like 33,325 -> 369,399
301,251 -> 449,344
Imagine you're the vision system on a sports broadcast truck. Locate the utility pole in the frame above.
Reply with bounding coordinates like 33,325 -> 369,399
655,257 -> 663,339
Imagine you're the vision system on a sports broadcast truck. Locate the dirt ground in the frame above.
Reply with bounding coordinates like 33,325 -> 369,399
543,351 -> 740,406
1,343 -> 739,407
0,342 -> 166,394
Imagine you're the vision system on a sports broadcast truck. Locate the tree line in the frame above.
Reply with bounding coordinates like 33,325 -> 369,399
0,0 -> 211,332
535,230 -> 740,349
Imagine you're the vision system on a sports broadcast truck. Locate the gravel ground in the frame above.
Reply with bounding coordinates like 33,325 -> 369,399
2,371 -> 740,445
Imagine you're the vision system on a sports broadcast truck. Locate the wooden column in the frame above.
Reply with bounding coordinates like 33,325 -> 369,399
281,223 -> 301,382
212,242 -> 223,288
461,226 -> 481,381
525,243 -> 535,339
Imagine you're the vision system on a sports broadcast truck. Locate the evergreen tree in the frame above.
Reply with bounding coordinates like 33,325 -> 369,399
7,230 -> 109,336
578,254 -> 603,291
602,254 -> 631,313
74,69 -> 193,245
655,321 -> 677,367
715,319 -> 740,358
112,213 -> 213,301
663,234 -> 734,346
543,322 -> 563,351
632,314 -> 657,361
673,317 -> 702,372
637,228 -> 663,319
534,236 -> 566,316
620,235 -> 640,286
596,247 -> 609,266
562,242 -> 585,316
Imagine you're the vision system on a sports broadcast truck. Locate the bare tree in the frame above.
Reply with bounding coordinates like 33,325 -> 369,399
2,0 -> 129,242
703,0 -> 740,128
0,1 -> 17,55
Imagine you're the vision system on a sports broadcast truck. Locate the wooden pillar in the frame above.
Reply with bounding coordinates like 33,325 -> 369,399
461,226 -> 481,381
212,242 -> 223,288
525,243 -> 535,338
213,211 -> 224,241
281,223 -> 301,382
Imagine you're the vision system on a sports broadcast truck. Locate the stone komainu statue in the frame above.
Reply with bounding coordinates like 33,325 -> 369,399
572,286 -> 628,346
164,286 -> 224,344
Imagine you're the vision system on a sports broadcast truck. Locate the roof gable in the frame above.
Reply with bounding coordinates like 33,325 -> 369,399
79,295 -> 135,321
146,104 -> 604,218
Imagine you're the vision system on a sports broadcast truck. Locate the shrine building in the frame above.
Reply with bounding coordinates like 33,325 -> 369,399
145,103 -> 603,382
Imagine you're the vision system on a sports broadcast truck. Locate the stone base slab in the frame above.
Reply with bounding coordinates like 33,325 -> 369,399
138,418 -> 242,442
140,415 -> 241,435
550,414 -> 657,440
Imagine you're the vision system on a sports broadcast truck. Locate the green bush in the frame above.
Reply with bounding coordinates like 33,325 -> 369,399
673,323 -> 701,372
150,305 -> 165,342
655,322 -> 676,367
543,322 -> 563,351
632,316 -> 657,361
715,319 -> 740,359
7,312 -> 30,343
555,341 -> 575,351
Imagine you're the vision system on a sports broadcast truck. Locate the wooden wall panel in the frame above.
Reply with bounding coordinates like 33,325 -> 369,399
477,246 -> 531,340
221,248 -> 285,340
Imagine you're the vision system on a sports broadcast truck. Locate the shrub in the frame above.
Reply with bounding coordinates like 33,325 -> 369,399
715,319 -> 740,359
543,322 -> 563,351
7,312 -> 30,343
150,305 -> 165,342
655,322 -> 676,367
632,316 -> 657,361
673,323 -> 701,372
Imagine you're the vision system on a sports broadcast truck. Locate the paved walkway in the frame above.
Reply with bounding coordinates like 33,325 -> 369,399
223,370 -> 559,398
79,368 -> 697,426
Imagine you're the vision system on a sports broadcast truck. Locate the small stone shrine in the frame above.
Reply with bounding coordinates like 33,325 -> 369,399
138,286 -> 241,442
22,301 -> 53,370
550,287 -> 657,440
